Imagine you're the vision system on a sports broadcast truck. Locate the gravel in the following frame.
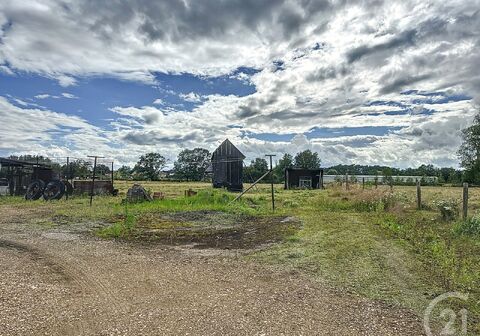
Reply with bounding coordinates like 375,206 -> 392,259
0,206 -> 426,335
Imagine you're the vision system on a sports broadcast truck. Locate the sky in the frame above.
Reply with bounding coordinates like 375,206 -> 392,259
0,0 -> 479,168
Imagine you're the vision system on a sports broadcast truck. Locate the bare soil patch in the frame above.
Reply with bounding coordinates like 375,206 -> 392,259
133,210 -> 301,249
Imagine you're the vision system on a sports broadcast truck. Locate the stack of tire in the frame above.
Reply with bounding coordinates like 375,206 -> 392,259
25,180 -> 73,201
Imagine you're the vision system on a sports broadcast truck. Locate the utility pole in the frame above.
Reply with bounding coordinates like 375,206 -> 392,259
265,154 -> 276,212
87,155 -> 104,206
66,157 -> 69,200
111,161 -> 114,194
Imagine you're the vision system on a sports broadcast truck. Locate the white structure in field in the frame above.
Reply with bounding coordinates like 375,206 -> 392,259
323,175 -> 438,184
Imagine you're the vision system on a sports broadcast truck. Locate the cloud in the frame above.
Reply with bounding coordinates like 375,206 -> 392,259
56,75 -> 77,87
34,94 -> 51,99
61,92 -> 78,99
347,29 -> 418,63
0,65 -> 14,75
0,0 -> 339,80
380,74 -> 433,94
34,92 -> 78,100
0,96 -> 108,154
1,1 -> 480,168
179,92 -> 202,103
122,130 -> 200,146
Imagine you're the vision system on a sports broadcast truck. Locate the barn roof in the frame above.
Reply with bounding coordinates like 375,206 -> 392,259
211,139 -> 245,161
286,168 -> 323,172
0,157 -> 43,167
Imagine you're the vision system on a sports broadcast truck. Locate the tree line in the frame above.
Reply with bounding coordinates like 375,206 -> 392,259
116,149 -> 211,181
111,149 -> 322,182
0,149 -> 466,185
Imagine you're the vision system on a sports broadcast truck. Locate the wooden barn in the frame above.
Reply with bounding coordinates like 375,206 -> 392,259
211,139 -> 245,192
285,168 -> 324,190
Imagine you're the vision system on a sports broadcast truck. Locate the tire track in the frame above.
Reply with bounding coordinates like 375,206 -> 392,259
0,238 -> 125,335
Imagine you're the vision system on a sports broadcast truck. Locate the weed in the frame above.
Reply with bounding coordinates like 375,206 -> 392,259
97,202 -> 136,238
434,199 -> 459,221
455,214 -> 480,236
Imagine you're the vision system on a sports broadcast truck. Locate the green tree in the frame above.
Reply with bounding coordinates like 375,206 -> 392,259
115,165 -> 132,180
273,153 -> 293,182
9,154 -> 51,164
95,164 -> 111,178
9,155 -> 62,172
294,150 -> 321,169
61,159 -> 91,179
325,169 -> 338,175
133,153 -> 166,180
459,113 -> 480,183
383,167 -> 393,184
244,158 -> 269,181
173,148 -> 211,181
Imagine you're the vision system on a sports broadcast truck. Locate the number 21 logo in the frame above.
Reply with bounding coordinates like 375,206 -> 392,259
424,292 -> 469,336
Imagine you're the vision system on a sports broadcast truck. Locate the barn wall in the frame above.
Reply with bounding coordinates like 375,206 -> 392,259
73,180 -> 113,195
211,140 -> 244,191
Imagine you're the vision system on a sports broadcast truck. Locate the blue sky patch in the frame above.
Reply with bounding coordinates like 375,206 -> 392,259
0,68 -> 258,128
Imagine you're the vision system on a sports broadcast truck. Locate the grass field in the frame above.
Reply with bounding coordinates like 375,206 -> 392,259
1,181 -> 479,333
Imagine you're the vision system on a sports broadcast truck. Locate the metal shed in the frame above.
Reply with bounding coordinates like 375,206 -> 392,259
285,168 -> 324,189
211,139 -> 245,192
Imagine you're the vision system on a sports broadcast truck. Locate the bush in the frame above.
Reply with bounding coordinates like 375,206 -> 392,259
455,214 -> 480,236
434,199 -> 459,221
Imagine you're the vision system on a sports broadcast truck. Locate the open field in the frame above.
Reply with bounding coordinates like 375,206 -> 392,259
0,181 -> 479,335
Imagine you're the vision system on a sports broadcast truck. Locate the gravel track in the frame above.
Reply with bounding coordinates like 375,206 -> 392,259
0,207 -> 426,335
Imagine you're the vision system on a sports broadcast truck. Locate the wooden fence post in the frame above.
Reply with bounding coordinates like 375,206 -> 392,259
463,183 -> 469,220
362,177 -> 365,190
416,180 -> 422,210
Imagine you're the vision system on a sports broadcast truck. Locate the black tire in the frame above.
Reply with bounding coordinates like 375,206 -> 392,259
63,180 -> 74,195
25,180 -> 45,200
43,180 -> 66,201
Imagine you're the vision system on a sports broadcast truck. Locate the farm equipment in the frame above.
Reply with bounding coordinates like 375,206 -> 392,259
1,156 -> 116,201
25,179 -> 73,201
24,166 -> 73,201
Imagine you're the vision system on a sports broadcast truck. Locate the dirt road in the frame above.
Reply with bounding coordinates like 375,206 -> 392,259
0,208 -> 426,335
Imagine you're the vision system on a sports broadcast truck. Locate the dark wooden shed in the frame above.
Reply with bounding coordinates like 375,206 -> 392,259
211,139 -> 245,192
0,157 -> 49,196
285,168 -> 324,190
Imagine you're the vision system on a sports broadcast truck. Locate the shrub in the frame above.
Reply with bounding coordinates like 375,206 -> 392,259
434,200 -> 459,221
455,214 -> 480,236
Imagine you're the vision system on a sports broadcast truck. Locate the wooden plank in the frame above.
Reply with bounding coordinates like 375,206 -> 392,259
463,183 -> 469,220
416,180 -> 422,210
